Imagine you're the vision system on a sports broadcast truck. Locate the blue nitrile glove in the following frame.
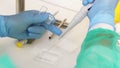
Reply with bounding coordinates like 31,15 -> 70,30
82,0 -> 118,29
0,10 -> 62,39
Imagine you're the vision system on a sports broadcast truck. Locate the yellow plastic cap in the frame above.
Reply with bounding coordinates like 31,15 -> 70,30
16,42 -> 23,48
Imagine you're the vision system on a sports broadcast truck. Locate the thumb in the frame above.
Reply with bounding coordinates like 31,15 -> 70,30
31,12 -> 49,23
18,10 -> 49,24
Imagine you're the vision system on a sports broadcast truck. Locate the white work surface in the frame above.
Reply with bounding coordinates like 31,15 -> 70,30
0,0 -> 89,68
0,18 -> 89,68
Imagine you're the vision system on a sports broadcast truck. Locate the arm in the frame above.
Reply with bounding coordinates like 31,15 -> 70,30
75,0 -> 119,68
0,10 -> 62,39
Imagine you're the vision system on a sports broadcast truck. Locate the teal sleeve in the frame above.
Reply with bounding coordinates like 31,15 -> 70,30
0,16 -> 7,37
0,55 -> 16,68
75,28 -> 120,68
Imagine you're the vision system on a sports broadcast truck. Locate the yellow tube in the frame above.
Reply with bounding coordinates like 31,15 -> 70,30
115,0 -> 120,24
16,42 -> 23,48
16,40 -> 27,48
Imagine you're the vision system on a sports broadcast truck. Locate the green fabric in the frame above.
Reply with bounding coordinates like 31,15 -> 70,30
75,28 -> 120,68
0,55 -> 16,68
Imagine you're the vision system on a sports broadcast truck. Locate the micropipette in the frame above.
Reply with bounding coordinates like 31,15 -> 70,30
33,4 -> 95,63
59,4 -> 93,39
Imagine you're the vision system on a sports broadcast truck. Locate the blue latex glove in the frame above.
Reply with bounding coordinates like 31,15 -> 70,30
0,10 -> 62,39
82,0 -> 118,29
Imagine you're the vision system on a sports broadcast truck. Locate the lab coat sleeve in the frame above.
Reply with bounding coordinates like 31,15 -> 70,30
0,16 -> 7,37
75,28 -> 120,68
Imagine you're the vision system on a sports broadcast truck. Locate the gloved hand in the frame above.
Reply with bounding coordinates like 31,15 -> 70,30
0,10 -> 62,39
82,0 -> 118,29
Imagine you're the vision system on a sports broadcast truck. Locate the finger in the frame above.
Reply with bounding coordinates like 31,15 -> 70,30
42,23 -> 62,36
28,33 -> 43,39
19,10 -> 49,24
28,26 -> 46,34
83,0 -> 89,6
88,0 -> 94,3
12,32 -> 31,39
82,0 -> 94,6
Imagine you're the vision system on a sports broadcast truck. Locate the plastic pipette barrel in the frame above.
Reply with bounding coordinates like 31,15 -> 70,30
59,4 -> 93,39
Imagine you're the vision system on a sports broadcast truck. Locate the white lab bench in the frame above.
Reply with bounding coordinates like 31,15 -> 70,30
0,18 -> 89,68
0,0 -> 89,68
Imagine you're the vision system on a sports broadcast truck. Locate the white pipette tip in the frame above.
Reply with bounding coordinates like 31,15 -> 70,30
59,27 -> 71,39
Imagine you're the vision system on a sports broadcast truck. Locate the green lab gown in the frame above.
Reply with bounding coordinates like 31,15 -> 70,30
75,28 -> 120,68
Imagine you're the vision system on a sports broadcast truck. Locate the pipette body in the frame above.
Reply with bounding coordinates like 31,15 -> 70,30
59,4 -> 93,39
